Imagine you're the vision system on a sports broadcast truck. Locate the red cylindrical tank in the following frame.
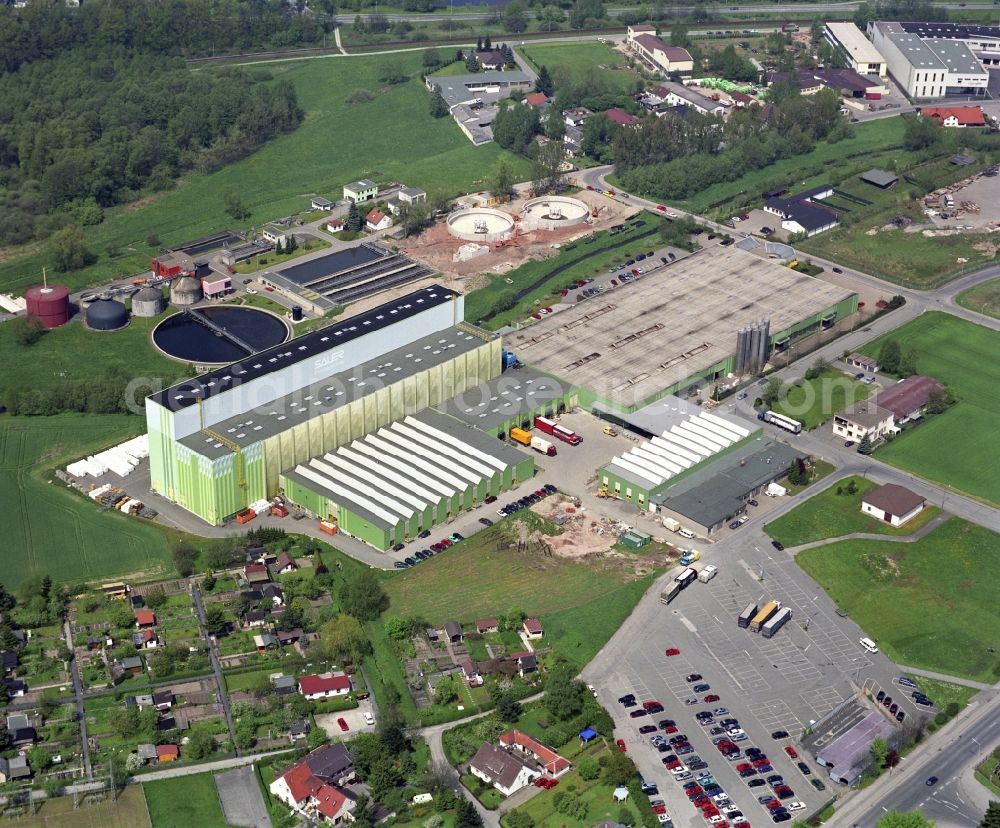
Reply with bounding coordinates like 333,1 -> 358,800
24,285 -> 70,328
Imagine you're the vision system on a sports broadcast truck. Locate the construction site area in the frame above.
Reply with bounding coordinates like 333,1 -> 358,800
399,188 -> 634,295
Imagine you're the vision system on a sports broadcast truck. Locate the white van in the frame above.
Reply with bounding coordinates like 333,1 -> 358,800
678,528 -> 696,539
860,637 -> 879,653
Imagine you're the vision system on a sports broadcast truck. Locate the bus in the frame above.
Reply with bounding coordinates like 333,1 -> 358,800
749,600 -> 781,632
738,602 -> 758,629
675,568 -> 698,589
761,606 -> 792,638
761,410 -> 802,434
660,581 -> 682,605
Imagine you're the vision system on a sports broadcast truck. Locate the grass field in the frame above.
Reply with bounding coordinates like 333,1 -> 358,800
518,41 -> 641,92
909,675 -> 979,713
976,757 -> 1000,798
0,415 -> 176,589
0,52 -> 531,296
956,277 -> 1000,320
765,476 -> 940,547
144,775 -> 229,828
859,312 -> 1000,506
796,518 -> 1000,682
0,314 -> 189,402
0,785 -> 151,828
464,217 -> 658,328
384,518 -> 657,625
670,118 -> 907,215
772,368 -> 871,431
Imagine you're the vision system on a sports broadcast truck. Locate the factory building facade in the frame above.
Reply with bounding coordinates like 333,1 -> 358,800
146,287 -> 519,536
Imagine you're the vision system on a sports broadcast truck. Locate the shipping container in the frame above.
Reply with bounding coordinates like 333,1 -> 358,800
675,568 -> 697,589
749,600 -> 781,632
738,602 -> 758,629
761,606 -> 792,638
534,415 -> 557,435
662,517 -> 681,532
235,508 -> 256,524
510,427 -> 532,446
660,581 -> 682,605
271,503 -> 289,518
530,435 -> 557,456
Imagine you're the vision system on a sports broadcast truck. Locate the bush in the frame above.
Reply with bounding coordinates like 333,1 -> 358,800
945,702 -> 960,718
345,89 -> 375,105
578,757 -> 600,780
934,711 -> 948,726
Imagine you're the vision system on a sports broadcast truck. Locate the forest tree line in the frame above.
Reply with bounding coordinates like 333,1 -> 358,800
0,48 -> 302,247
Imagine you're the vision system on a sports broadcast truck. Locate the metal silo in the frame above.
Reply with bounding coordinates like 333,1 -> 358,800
24,284 -> 70,328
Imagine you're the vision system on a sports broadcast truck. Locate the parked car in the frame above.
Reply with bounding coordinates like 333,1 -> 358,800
784,746 -> 798,759
770,731 -> 788,740
337,718 -> 349,731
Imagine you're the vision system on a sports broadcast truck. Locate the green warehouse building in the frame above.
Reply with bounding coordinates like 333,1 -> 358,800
145,285 -> 535,548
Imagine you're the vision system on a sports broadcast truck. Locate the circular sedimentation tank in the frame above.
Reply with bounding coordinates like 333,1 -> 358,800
447,208 -> 515,243
521,196 -> 590,231
152,305 -> 290,364
24,284 -> 70,328
86,298 -> 129,331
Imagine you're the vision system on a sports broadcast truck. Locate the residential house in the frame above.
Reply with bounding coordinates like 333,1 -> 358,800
459,658 -> 481,686
290,718 -> 311,741
135,609 -> 156,628
443,621 -> 464,643
156,744 -> 179,763
831,399 -> 895,442
513,652 -> 538,677
343,180 -> 378,203
270,744 -> 357,824
920,105 -> 986,127
120,656 -> 144,675
133,628 -> 158,649
298,672 -> 352,700
326,218 -> 345,234
366,209 -> 392,232
604,107 -> 639,127
3,678 -> 27,698
311,197 -> 335,211
272,674 -> 298,696
274,552 -> 297,574
476,50 -> 505,70
255,633 -> 280,653
244,563 -> 271,585
626,25 -> 694,75
476,618 -> 499,634
469,743 -> 539,796
243,610 -> 268,629
152,690 -> 174,711
261,583 -> 285,606
763,185 -> 840,237
276,629 -> 304,647
262,225 -> 292,247
563,107 -> 593,127
137,744 -> 159,764
861,484 -> 926,528
875,375 -> 944,423
1,651 -> 18,675
846,353 -> 878,373
500,729 -> 571,776
525,92 -> 549,109
652,83 -> 726,117
6,714 -> 36,747
0,755 -> 31,782
398,186 -> 427,206
522,619 -> 544,640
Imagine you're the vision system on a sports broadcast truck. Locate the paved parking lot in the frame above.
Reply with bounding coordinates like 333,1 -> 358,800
585,505 -> 918,828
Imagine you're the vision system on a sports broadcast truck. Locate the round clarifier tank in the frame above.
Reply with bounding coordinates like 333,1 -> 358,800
521,196 -> 590,230
152,306 -> 290,364
447,208 -> 515,242
24,284 -> 70,328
